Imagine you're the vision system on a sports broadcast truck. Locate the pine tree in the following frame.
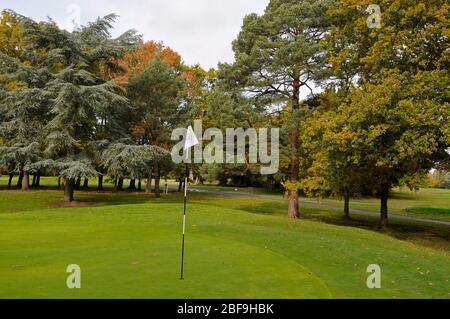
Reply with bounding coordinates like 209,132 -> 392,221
127,57 -> 187,194
220,0 -> 333,218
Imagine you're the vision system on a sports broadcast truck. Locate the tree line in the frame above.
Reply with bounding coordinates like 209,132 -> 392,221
0,0 -> 449,227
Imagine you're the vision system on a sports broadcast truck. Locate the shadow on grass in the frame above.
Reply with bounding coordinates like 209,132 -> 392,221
0,185 -> 182,210
237,201 -> 450,252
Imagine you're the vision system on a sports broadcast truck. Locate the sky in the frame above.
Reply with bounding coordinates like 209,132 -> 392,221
1,0 -> 270,69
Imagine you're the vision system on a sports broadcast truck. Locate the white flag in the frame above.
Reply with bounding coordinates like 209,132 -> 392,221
184,126 -> 199,151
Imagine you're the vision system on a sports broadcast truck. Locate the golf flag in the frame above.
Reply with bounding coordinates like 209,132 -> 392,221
184,126 -> 199,152
180,126 -> 199,280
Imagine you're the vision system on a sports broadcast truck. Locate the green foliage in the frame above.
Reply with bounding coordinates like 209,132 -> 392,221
27,14 -> 137,176
325,0 -> 449,86
0,10 -> 23,60
30,158 -> 98,179
219,0 -> 334,217
333,71 -> 449,192
0,11 -> 140,196
228,0 -> 333,94
311,0 -> 450,224
102,143 -> 170,180
0,142 -> 40,173
128,58 -> 187,145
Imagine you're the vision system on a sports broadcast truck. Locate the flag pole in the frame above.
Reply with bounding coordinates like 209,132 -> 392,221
180,151 -> 189,280
180,126 -> 199,280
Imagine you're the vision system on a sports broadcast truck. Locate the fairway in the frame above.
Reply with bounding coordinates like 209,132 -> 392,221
0,190 -> 449,299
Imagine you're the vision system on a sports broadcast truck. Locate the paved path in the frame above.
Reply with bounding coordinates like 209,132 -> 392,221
175,186 -> 450,227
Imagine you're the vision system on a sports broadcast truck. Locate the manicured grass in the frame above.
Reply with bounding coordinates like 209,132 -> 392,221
0,189 -> 449,298
168,180 -> 450,222
405,206 -> 450,217
167,181 -> 282,195
335,188 -> 450,222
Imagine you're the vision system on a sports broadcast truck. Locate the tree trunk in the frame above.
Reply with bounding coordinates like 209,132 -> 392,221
288,77 -> 301,219
178,178 -> 183,192
7,173 -> 13,189
380,186 -> 389,228
288,191 -> 299,219
116,178 -> 124,191
138,179 -> 142,191
17,167 -> 24,188
83,178 -> 89,189
189,169 -> 194,183
128,179 -> 136,190
22,171 -> 30,191
146,167 -> 153,193
58,177 -> 61,190
36,173 -> 41,187
154,163 -> 161,198
344,194 -> 351,219
64,178 -> 74,202
32,175 -> 37,187
97,175 -> 103,190
75,177 -> 81,189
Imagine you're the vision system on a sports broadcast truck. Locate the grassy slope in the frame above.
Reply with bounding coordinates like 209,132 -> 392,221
0,189 -> 449,299
167,181 -> 450,222
329,188 -> 450,221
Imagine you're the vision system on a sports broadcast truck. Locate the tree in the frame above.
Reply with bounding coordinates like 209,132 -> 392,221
15,14 -> 139,202
0,53 -> 49,190
330,72 -> 449,227
0,10 -> 23,60
300,91 -> 369,219
0,11 -> 42,189
128,58 -> 187,195
324,0 -> 450,226
128,58 -> 187,145
221,0 -> 333,218
110,41 -> 182,88
327,0 -> 449,79
0,143 -> 40,190
102,143 -> 170,193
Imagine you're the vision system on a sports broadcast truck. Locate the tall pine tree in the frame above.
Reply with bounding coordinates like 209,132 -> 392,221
220,0 -> 333,218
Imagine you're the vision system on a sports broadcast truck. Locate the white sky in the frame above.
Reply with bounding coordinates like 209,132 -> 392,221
1,0 -> 269,69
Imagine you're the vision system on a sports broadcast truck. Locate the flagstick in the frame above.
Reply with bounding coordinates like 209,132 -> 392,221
179,126 -> 199,281
180,157 -> 189,280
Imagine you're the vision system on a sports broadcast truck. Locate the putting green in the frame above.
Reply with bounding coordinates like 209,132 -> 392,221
0,207 -> 329,299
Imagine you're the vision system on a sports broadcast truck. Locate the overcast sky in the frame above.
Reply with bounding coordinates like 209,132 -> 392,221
1,0 -> 269,69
